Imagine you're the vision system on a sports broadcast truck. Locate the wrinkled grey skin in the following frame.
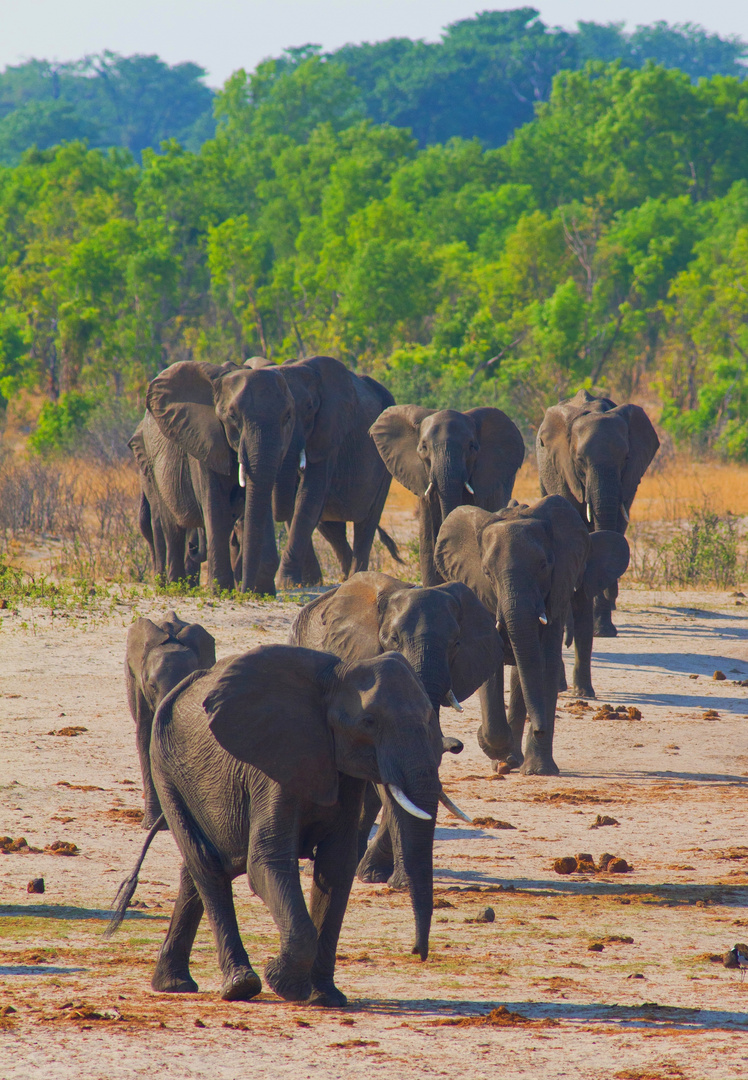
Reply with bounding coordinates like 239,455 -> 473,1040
289,571 -> 502,883
370,406 -> 525,586
537,389 -> 659,637
124,611 -> 216,828
435,497 -> 629,775
146,645 -> 440,1006
134,485 -> 204,588
131,361 -> 295,595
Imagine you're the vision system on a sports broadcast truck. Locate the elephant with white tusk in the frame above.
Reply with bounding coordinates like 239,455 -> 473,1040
107,645 -> 441,1006
537,389 -> 658,637
289,570 -> 502,884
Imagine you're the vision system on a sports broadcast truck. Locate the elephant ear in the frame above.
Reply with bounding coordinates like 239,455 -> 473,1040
465,408 -> 525,510
537,405 -> 585,503
283,356 -> 358,463
434,505 -> 498,613
439,581 -> 503,701
530,496 -> 590,623
369,405 -> 435,496
203,645 -> 340,805
582,531 -> 630,596
128,422 -> 149,477
291,574 -> 387,661
176,622 -> 216,670
126,617 -> 171,668
146,361 -> 234,476
616,404 -> 660,507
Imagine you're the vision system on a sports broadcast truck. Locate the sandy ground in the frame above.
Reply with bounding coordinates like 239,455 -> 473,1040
1,585 -> 748,1080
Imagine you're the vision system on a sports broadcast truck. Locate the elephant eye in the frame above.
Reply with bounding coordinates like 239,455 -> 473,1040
360,715 -> 376,731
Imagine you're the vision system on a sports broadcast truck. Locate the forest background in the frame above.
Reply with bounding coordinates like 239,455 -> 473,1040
1,7 -> 748,461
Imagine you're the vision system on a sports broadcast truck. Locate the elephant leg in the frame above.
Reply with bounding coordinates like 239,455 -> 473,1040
507,666 -> 527,764
520,621 -> 563,776
201,481 -> 236,594
571,589 -> 596,699
133,690 -> 161,829
163,520 -> 188,585
302,539 -> 323,585
593,590 -> 617,637
189,865 -> 261,1001
357,782 -> 383,864
278,459 -> 334,588
477,668 -> 519,767
248,827 -> 318,1001
307,778 -> 365,1007
317,520 -> 352,580
151,864 -> 204,994
350,469 -> 390,576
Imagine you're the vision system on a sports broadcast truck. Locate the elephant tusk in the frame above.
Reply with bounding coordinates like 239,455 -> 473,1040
424,481 -> 433,497
388,784 -> 433,821
586,502 -> 593,524
238,463 -> 246,488
439,791 -> 472,823
621,504 -> 629,523
464,481 -> 475,496
538,612 -> 548,625
446,689 -> 463,712
299,448 -> 306,471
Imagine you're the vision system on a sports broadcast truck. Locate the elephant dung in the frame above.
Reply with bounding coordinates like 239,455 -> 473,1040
589,814 -> 620,829
553,857 -> 578,875
713,670 -> 727,681
45,841 -> 79,856
27,877 -> 44,894
472,816 -> 516,829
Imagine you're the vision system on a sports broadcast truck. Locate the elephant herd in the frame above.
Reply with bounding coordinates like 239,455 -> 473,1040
110,357 -> 660,1006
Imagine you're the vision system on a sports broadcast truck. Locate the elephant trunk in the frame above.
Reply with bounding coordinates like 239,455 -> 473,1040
499,598 -> 548,738
385,782 -> 438,961
430,449 -> 469,529
586,466 -> 623,533
404,638 -> 453,717
240,433 -> 281,594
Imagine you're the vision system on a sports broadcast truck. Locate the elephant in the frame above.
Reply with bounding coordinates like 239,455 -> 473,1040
435,497 -> 629,774
537,389 -> 659,636
107,644 -> 441,1007
132,476 -> 204,588
132,355 -> 396,595
289,570 -> 501,882
131,360 -> 296,594
370,405 -> 525,586
124,611 -> 216,828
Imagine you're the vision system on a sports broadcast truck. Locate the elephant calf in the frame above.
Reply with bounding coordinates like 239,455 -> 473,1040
435,497 -> 629,775
109,644 -> 440,1007
289,570 -> 501,882
124,611 -> 216,827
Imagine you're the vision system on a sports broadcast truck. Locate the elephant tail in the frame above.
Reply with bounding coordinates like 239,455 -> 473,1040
104,813 -> 166,937
376,525 -> 403,564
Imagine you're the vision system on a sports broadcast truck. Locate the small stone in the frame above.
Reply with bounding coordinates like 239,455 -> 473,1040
588,942 -> 604,952
713,670 -> 726,681
194,1019 -> 206,1028
0,1005 -> 17,1016
496,762 -> 514,775
689,674 -> 699,680
553,857 -> 577,875
589,815 -> 619,829
474,907 -> 495,923
27,877 -> 44,894
731,591 -> 746,598
627,973 -> 645,979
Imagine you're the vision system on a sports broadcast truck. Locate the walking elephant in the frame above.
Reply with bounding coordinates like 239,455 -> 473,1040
124,611 -> 216,828
289,571 -> 500,882
370,406 -> 525,586
132,356 -> 396,595
537,389 -> 659,636
435,497 -> 629,774
108,645 -> 441,1006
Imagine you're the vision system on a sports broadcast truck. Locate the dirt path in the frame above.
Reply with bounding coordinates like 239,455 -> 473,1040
1,588 -> 747,1079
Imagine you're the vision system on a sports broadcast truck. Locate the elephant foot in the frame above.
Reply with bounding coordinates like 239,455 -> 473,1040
151,964 -> 198,994
519,757 -> 560,776
476,727 -> 516,763
491,754 -> 521,774
356,856 -> 393,884
308,982 -> 348,1008
387,866 -> 409,891
571,684 -> 596,700
265,957 -> 312,1003
220,966 -> 262,1002
558,668 -> 568,693
253,578 -> 277,598
593,618 -> 618,638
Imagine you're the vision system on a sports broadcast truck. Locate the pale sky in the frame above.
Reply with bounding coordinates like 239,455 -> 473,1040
1,1 -> 746,87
